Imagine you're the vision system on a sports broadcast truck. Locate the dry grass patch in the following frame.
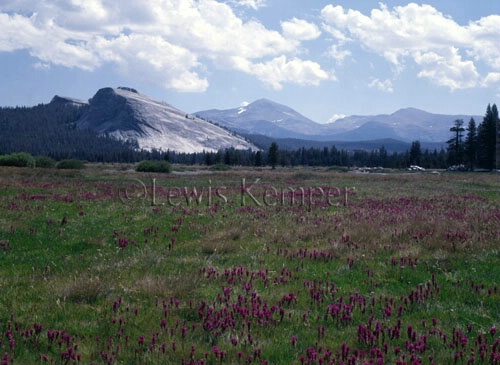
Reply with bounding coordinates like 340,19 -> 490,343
60,275 -> 108,304
124,265 -> 205,300
201,227 -> 244,255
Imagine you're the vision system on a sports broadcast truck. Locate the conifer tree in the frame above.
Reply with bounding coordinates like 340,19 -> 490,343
447,119 -> 465,166
496,106 -> 500,171
464,118 -> 477,171
268,142 -> 279,169
409,140 -> 421,166
477,104 -> 498,170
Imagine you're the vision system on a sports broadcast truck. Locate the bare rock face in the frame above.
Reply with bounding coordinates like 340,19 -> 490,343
50,95 -> 89,107
76,87 -> 257,153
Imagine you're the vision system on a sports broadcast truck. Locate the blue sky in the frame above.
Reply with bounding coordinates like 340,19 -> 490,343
1,1 -> 499,123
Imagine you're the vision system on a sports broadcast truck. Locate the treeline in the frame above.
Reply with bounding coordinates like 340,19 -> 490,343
0,103 -> 153,162
167,103 -> 498,170
163,145 -> 447,169
0,101 -> 497,170
446,104 -> 499,170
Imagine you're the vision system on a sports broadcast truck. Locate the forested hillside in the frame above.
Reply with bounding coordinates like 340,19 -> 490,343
0,102 -> 148,162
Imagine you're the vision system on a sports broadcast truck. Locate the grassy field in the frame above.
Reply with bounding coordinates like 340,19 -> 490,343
0,165 -> 499,364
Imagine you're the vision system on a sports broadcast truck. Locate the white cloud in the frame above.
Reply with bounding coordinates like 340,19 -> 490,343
413,48 -> 479,90
227,0 -> 267,10
483,72 -> 500,86
326,44 -> 351,65
368,78 -> 394,93
95,33 -> 208,92
320,3 -> 500,90
281,18 -> 321,41
231,55 -> 333,90
0,12 -> 101,70
33,62 -> 50,70
0,0 -> 331,92
466,15 -> 500,66
0,13 -> 42,51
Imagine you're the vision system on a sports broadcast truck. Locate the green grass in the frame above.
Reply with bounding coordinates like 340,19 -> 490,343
0,165 -> 499,364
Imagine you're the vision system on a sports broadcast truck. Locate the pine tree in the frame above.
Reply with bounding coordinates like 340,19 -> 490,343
447,119 -> 465,167
268,142 -> 279,169
496,105 -> 500,171
477,104 -> 497,170
254,150 -> 262,167
464,118 -> 477,171
409,140 -> 421,166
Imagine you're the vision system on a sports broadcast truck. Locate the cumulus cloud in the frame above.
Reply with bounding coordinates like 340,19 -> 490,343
94,33 -> 208,92
368,78 -> 394,93
326,44 -> 351,65
0,0 -> 330,92
320,3 -> 500,90
231,55 -> 332,90
281,18 -> 321,41
413,48 -> 479,90
227,0 -> 267,10
33,62 -> 51,71
483,72 -> 500,86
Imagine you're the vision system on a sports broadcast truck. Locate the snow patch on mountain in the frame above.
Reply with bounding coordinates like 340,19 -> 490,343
196,100 -> 482,142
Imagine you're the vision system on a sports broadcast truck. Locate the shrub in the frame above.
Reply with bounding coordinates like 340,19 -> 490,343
136,160 -> 172,173
35,156 -> 56,168
210,164 -> 231,171
0,152 -> 36,168
56,159 -> 85,170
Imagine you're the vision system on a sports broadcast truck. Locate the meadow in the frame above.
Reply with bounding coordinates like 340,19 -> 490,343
0,165 -> 499,364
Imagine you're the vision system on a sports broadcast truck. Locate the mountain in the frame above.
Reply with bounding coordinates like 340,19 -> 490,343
195,98 -> 321,138
329,121 -> 401,141
244,135 -> 415,153
196,101 -> 481,143
76,87 -> 257,153
0,100 -> 145,162
323,107 -> 481,142
50,95 -> 89,107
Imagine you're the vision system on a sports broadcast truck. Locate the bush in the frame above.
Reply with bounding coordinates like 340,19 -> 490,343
0,152 -> 36,168
56,159 -> 85,170
35,156 -> 56,168
210,164 -> 231,171
136,160 -> 172,173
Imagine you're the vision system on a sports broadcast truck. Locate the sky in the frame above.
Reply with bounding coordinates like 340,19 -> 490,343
0,0 -> 499,123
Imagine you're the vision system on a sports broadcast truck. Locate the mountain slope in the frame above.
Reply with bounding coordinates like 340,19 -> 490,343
323,107 -> 481,142
196,98 -> 322,137
77,87 -> 257,153
329,121 -> 401,141
196,101 -> 481,143
50,95 -> 89,107
0,101 -> 144,162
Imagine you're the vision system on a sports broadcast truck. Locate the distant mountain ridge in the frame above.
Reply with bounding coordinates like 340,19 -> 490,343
195,101 -> 482,143
324,107 -> 481,142
196,98 -> 320,139
5,88 -> 483,156
75,87 -> 257,153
